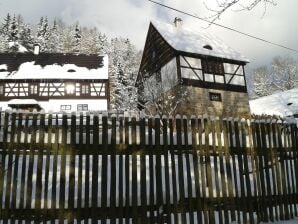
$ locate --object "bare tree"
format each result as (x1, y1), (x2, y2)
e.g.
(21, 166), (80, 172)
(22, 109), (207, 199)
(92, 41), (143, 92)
(204, 0), (276, 22)
(272, 56), (298, 91)
(251, 55), (298, 98)
(138, 60), (189, 117)
(252, 66), (274, 98)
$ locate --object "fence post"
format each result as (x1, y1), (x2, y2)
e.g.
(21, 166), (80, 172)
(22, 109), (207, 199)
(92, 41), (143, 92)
(162, 115), (171, 224)
(176, 115), (187, 224)
(169, 116), (179, 223)
(190, 115), (203, 223)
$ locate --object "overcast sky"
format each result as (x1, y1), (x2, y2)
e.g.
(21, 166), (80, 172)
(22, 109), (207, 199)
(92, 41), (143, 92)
(0, 0), (297, 70)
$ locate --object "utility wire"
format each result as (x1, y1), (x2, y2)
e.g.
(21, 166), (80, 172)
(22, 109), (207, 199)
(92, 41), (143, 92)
(148, 0), (298, 53)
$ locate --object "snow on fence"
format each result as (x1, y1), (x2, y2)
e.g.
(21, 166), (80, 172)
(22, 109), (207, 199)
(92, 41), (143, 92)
(0, 111), (297, 223)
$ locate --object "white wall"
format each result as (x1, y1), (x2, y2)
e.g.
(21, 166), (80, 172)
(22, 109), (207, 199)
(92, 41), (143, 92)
(0, 99), (108, 112)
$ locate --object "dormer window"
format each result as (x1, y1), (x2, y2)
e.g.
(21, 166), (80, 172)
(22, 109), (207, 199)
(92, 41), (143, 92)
(67, 69), (76, 73)
(203, 45), (213, 50)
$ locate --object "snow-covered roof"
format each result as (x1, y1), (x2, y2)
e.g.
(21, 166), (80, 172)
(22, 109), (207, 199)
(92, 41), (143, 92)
(0, 53), (108, 80)
(151, 20), (249, 63)
(250, 88), (298, 117)
(9, 41), (28, 53)
(8, 99), (39, 105)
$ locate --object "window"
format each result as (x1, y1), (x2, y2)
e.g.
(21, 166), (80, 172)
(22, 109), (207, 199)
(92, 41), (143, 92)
(209, 92), (222, 102)
(202, 60), (224, 75)
(60, 105), (71, 110)
(29, 84), (38, 95)
(77, 104), (88, 111)
(65, 82), (75, 95)
(0, 85), (4, 95)
(81, 84), (90, 95)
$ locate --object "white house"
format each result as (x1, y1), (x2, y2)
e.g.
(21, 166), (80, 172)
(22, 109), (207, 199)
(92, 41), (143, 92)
(0, 51), (109, 112)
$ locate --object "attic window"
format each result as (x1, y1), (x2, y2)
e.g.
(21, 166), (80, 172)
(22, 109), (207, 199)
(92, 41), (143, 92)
(67, 69), (76, 73)
(203, 45), (213, 50)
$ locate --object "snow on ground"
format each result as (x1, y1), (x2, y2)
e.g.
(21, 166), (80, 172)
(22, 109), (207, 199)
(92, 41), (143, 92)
(260, 218), (298, 223)
(250, 88), (298, 123)
(151, 20), (249, 63)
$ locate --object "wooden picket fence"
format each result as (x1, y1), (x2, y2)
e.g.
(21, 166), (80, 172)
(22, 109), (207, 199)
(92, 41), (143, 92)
(0, 110), (297, 224)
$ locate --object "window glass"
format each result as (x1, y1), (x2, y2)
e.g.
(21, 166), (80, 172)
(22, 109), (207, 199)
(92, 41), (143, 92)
(214, 75), (225, 83)
(202, 60), (224, 74)
(204, 73), (214, 82)
(181, 68), (203, 80)
(0, 85), (4, 95)
(209, 92), (222, 102)
(61, 105), (71, 110)
(29, 84), (38, 95)
(161, 58), (177, 92)
(65, 83), (75, 95)
(81, 84), (90, 95)
(230, 75), (245, 86)
(180, 56), (202, 69)
(224, 63), (244, 75)
(77, 104), (88, 111)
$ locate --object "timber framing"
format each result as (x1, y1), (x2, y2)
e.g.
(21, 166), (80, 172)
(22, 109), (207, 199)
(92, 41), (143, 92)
(137, 22), (249, 94)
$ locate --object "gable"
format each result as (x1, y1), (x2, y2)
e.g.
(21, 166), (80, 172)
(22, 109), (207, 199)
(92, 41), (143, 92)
(138, 23), (176, 80)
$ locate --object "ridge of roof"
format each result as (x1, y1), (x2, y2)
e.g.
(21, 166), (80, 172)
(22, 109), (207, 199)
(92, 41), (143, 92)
(151, 20), (249, 63)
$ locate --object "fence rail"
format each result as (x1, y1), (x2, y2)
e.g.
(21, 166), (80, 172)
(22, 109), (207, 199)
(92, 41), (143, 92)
(0, 111), (297, 224)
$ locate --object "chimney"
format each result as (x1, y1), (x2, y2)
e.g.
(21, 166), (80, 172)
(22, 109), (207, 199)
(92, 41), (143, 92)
(33, 44), (40, 55)
(174, 17), (183, 28)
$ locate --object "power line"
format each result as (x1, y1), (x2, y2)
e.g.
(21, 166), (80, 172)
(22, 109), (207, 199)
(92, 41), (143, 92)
(148, 0), (298, 54)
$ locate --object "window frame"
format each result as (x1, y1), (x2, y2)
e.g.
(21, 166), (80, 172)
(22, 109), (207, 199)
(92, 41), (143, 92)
(209, 92), (222, 102)
(202, 60), (224, 75)
(77, 104), (88, 111)
(0, 84), (4, 96)
(29, 83), (39, 96)
(80, 83), (90, 96)
(60, 105), (71, 111)
(65, 82), (76, 96)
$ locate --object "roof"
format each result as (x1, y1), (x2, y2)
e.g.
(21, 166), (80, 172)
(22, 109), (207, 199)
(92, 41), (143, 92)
(0, 53), (108, 80)
(151, 20), (249, 63)
(8, 99), (39, 105)
(249, 88), (298, 117)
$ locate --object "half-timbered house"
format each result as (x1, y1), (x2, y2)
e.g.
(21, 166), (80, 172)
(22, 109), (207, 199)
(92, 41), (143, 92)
(0, 52), (109, 112)
(137, 18), (251, 117)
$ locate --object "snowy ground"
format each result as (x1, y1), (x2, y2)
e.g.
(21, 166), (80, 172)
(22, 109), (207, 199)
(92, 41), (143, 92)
(260, 218), (298, 223)
(250, 88), (298, 124)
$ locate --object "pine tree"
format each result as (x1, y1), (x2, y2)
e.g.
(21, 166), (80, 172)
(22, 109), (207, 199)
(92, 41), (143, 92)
(1, 13), (11, 35)
(73, 24), (82, 54)
(48, 19), (63, 53)
(0, 14), (11, 52)
(9, 15), (19, 42)
(18, 19), (34, 51)
(36, 17), (50, 52)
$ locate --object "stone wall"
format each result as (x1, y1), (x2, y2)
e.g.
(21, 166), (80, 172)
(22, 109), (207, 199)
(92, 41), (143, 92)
(177, 86), (251, 118)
